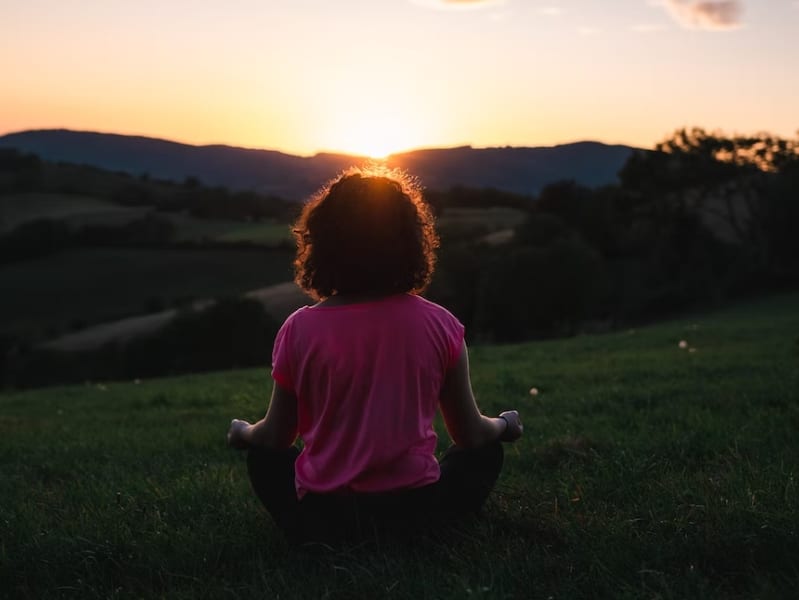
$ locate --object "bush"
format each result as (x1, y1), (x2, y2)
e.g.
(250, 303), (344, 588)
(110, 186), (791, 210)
(125, 297), (280, 377)
(472, 237), (605, 341)
(0, 219), (72, 263)
(760, 164), (799, 283)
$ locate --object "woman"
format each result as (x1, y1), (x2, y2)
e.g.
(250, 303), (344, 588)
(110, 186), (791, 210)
(228, 168), (523, 543)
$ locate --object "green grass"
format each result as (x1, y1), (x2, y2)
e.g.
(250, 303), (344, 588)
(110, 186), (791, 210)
(1, 293), (798, 598)
(213, 221), (293, 245)
(0, 247), (293, 338)
(151, 214), (292, 245)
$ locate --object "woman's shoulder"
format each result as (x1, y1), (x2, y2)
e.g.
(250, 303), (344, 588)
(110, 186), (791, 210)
(407, 293), (457, 315)
(276, 304), (312, 332)
(404, 294), (464, 328)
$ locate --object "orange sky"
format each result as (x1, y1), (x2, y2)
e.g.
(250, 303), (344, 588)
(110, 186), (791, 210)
(2, 0), (797, 157)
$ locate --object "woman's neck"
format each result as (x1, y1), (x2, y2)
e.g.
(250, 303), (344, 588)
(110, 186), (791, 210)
(317, 292), (402, 308)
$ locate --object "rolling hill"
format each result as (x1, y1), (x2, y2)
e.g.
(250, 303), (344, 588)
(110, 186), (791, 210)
(0, 129), (638, 200)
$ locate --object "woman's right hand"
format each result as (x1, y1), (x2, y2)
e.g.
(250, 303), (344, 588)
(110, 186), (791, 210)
(227, 418), (252, 449)
(498, 410), (523, 442)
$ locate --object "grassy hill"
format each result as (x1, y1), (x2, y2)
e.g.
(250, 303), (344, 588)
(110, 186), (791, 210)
(1, 293), (797, 598)
(0, 153), (300, 346)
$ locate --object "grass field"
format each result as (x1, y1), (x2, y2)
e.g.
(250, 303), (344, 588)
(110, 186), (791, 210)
(1, 293), (797, 598)
(213, 221), (293, 245)
(436, 206), (526, 243)
(150, 214), (293, 246)
(1, 247), (294, 339)
(0, 191), (293, 245)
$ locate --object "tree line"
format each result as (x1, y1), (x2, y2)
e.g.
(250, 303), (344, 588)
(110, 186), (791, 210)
(0, 149), (298, 222)
(426, 128), (799, 342)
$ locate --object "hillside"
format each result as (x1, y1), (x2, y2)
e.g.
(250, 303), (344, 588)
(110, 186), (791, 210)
(1, 292), (797, 598)
(0, 129), (637, 200)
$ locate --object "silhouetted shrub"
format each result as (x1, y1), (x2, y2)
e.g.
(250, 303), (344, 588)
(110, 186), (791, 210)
(426, 242), (488, 337)
(111, 182), (154, 205)
(514, 212), (572, 248)
(123, 297), (279, 377)
(425, 186), (532, 215)
(76, 214), (177, 246)
(0, 219), (72, 263)
(760, 164), (799, 284)
(473, 237), (605, 341)
(0, 149), (42, 192)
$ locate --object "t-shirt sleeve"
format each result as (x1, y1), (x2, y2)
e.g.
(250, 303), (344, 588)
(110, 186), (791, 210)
(442, 309), (466, 370)
(271, 317), (295, 391)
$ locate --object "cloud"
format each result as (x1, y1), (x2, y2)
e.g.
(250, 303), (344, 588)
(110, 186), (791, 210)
(538, 6), (564, 16)
(631, 23), (668, 33)
(411, 0), (504, 10)
(662, 0), (743, 30)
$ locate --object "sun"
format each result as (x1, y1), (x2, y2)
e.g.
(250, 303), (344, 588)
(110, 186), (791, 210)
(325, 110), (423, 159)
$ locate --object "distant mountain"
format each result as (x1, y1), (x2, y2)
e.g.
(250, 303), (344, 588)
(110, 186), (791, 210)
(388, 143), (637, 195)
(0, 129), (638, 200)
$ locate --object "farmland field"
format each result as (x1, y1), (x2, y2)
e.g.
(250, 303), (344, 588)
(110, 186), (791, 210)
(212, 221), (292, 245)
(0, 191), (294, 244)
(1, 247), (294, 339)
(1, 292), (797, 598)
(436, 206), (526, 243)
(0, 193), (143, 232)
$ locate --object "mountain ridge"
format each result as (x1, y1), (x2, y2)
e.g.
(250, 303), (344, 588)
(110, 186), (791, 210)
(0, 129), (639, 200)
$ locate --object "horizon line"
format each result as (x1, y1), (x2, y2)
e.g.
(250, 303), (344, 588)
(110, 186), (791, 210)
(0, 126), (647, 159)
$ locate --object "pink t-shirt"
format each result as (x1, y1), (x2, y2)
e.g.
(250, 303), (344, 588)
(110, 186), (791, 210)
(271, 293), (464, 498)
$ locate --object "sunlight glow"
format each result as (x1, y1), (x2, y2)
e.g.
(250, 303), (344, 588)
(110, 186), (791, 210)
(325, 110), (424, 159)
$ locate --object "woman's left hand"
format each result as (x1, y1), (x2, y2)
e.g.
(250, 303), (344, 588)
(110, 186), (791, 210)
(498, 410), (523, 442)
(227, 418), (252, 449)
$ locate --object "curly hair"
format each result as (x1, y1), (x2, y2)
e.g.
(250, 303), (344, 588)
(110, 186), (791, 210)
(293, 167), (439, 300)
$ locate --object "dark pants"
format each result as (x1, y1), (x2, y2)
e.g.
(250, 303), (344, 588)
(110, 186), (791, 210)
(246, 442), (504, 544)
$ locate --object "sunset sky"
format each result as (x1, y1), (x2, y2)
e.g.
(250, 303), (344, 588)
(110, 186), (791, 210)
(2, 0), (797, 157)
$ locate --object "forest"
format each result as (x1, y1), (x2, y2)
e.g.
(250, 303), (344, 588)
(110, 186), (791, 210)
(429, 128), (799, 341)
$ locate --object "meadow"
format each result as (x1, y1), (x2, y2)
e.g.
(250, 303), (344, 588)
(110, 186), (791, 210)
(1, 293), (797, 599)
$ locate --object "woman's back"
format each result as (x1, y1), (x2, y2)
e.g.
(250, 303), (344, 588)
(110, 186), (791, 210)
(272, 293), (464, 497)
